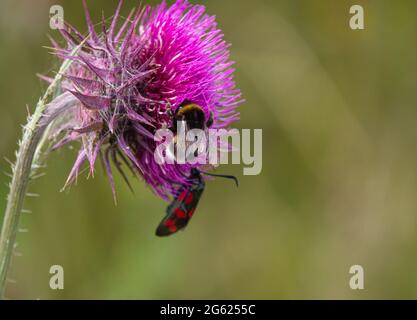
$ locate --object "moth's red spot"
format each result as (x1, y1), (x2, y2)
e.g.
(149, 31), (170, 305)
(188, 208), (196, 218)
(175, 208), (187, 219)
(185, 193), (193, 204)
(164, 219), (177, 233)
(178, 191), (187, 202)
(165, 219), (175, 227)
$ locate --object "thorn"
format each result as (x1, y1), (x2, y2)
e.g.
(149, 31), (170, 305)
(4, 157), (14, 167)
(30, 172), (46, 180)
(21, 209), (32, 214)
(13, 251), (22, 257)
(18, 228), (29, 233)
(26, 104), (31, 118)
(26, 193), (40, 198)
(6, 278), (16, 284)
(3, 171), (13, 178)
(42, 45), (60, 51)
(31, 164), (46, 170)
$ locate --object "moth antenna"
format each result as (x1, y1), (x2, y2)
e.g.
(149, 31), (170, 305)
(200, 171), (239, 187)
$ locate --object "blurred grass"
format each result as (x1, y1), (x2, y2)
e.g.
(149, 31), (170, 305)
(1, 0), (417, 299)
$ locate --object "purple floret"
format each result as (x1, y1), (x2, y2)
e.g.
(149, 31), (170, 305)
(46, 0), (242, 201)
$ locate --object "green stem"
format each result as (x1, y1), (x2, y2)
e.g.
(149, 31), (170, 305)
(0, 42), (84, 299)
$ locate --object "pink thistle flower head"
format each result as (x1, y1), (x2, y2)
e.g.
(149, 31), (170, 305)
(47, 0), (242, 200)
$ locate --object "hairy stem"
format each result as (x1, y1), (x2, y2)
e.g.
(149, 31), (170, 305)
(0, 43), (84, 299)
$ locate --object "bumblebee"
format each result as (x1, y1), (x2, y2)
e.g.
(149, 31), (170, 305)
(170, 100), (213, 133)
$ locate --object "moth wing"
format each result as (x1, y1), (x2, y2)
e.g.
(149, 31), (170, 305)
(155, 185), (204, 237)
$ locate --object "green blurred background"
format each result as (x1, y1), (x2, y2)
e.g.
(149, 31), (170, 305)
(1, 0), (417, 299)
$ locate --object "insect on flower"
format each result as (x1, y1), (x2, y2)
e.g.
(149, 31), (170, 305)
(42, 0), (243, 236)
(170, 100), (214, 134)
(156, 169), (238, 237)
(156, 100), (238, 237)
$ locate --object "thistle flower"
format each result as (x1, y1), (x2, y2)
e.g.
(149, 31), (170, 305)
(46, 0), (242, 200)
